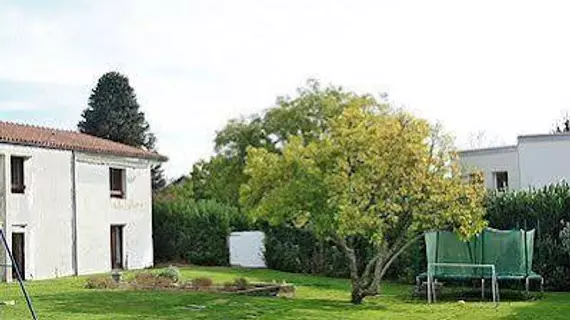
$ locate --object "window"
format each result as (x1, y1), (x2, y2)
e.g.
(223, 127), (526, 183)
(110, 225), (124, 270)
(494, 171), (508, 190)
(109, 168), (125, 198)
(11, 156), (25, 194)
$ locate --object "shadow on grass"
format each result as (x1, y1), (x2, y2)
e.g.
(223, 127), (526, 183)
(498, 293), (570, 320)
(412, 290), (542, 303)
(35, 289), (388, 319)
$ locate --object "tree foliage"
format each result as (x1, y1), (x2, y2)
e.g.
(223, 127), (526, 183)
(193, 80), (372, 208)
(241, 92), (487, 303)
(190, 156), (244, 207)
(78, 71), (166, 190)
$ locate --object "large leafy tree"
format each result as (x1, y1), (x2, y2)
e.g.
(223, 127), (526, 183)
(190, 156), (244, 206)
(78, 71), (166, 191)
(241, 99), (487, 304)
(193, 80), (372, 207)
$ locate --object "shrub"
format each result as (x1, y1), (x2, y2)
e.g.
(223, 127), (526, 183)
(85, 276), (118, 289)
(157, 266), (182, 283)
(262, 224), (406, 279)
(133, 272), (158, 286)
(486, 182), (570, 290)
(262, 224), (345, 276)
(133, 272), (174, 288)
(223, 281), (235, 290)
(232, 277), (249, 290)
(153, 198), (235, 266)
(191, 277), (213, 288)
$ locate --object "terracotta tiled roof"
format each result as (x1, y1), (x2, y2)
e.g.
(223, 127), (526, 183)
(0, 121), (167, 161)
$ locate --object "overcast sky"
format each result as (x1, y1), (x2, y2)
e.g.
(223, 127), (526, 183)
(2, 0), (570, 178)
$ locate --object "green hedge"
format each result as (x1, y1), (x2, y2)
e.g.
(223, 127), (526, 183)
(152, 182), (570, 290)
(486, 183), (570, 291)
(152, 199), (236, 266)
(262, 224), (422, 282)
(263, 183), (570, 288)
(262, 225), (349, 277)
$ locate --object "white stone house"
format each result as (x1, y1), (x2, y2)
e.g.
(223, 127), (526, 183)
(0, 121), (166, 281)
(459, 133), (570, 191)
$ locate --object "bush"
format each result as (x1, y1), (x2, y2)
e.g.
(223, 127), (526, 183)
(157, 266), (182, 283)
(262, 224), (346, 277)
(223, 281), (235, 290)
(222, 277), (250, 290)
(133, 272), (157, 286)
(232, 277), (249, 290)
(486, 182), (570, 291)
(262, 224), (420, 281)
(85, 276), (118, 289)
(153, 198), (235, 266)
(191, 277), (213, 288)
(133, 272), (174, 288)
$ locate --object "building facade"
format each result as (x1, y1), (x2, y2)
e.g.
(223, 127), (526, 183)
(459, 134), (570, 191)
(0, 121), (166, 281)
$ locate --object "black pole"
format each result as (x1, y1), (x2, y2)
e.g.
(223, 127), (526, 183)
(435, 232), (440, 263)
(524, 229), (528, 274)
(0, 229), (38, 320)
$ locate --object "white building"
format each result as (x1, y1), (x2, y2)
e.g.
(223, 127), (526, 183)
(0, 121), (166, 281)
(459, 133), (570, 191)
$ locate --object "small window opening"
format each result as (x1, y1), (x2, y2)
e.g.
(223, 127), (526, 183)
(110, 168), (125, 198)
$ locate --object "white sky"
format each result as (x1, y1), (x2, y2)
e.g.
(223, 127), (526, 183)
(1, 0), (570, 178)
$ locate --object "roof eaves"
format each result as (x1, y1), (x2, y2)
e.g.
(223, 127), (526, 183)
(518, 133), (570, 143)
(0, 139), (168, 162)
(458, 145), (517, 156)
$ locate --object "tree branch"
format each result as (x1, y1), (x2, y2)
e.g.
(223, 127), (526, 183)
(363, 233), (423, 296)
(360, 252), (382, 283)
(332, 235), (360, 284)
(379, 234), (423, 280)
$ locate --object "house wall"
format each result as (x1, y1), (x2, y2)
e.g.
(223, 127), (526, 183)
(518, 136), (570, 188)
(0, 144), (155, 281)
(0, 144), (74, 281)
(0, 155), (6, 280)
(75, 152), (153, 276)
(459, 147), (520, 190)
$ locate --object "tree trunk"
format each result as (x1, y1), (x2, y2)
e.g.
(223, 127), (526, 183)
(363, 234), (424, 297)
(351, 286), (365, 304)
(335, 234), (422, 304)
(333, 236), (365, 304)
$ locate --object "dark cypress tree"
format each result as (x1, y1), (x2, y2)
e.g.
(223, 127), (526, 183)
(79, 71), (166, 191)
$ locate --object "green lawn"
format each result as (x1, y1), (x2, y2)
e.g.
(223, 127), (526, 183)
(0, 266), (567, 319)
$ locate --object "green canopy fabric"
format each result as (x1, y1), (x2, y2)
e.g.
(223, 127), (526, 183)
(424, 227), (537, 279)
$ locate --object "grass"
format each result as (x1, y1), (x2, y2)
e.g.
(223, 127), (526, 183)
(0, 266), (567, 319)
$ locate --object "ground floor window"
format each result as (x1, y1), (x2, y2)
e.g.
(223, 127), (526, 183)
(110, 225), (124, 270)
(12, 232), (25, 280)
